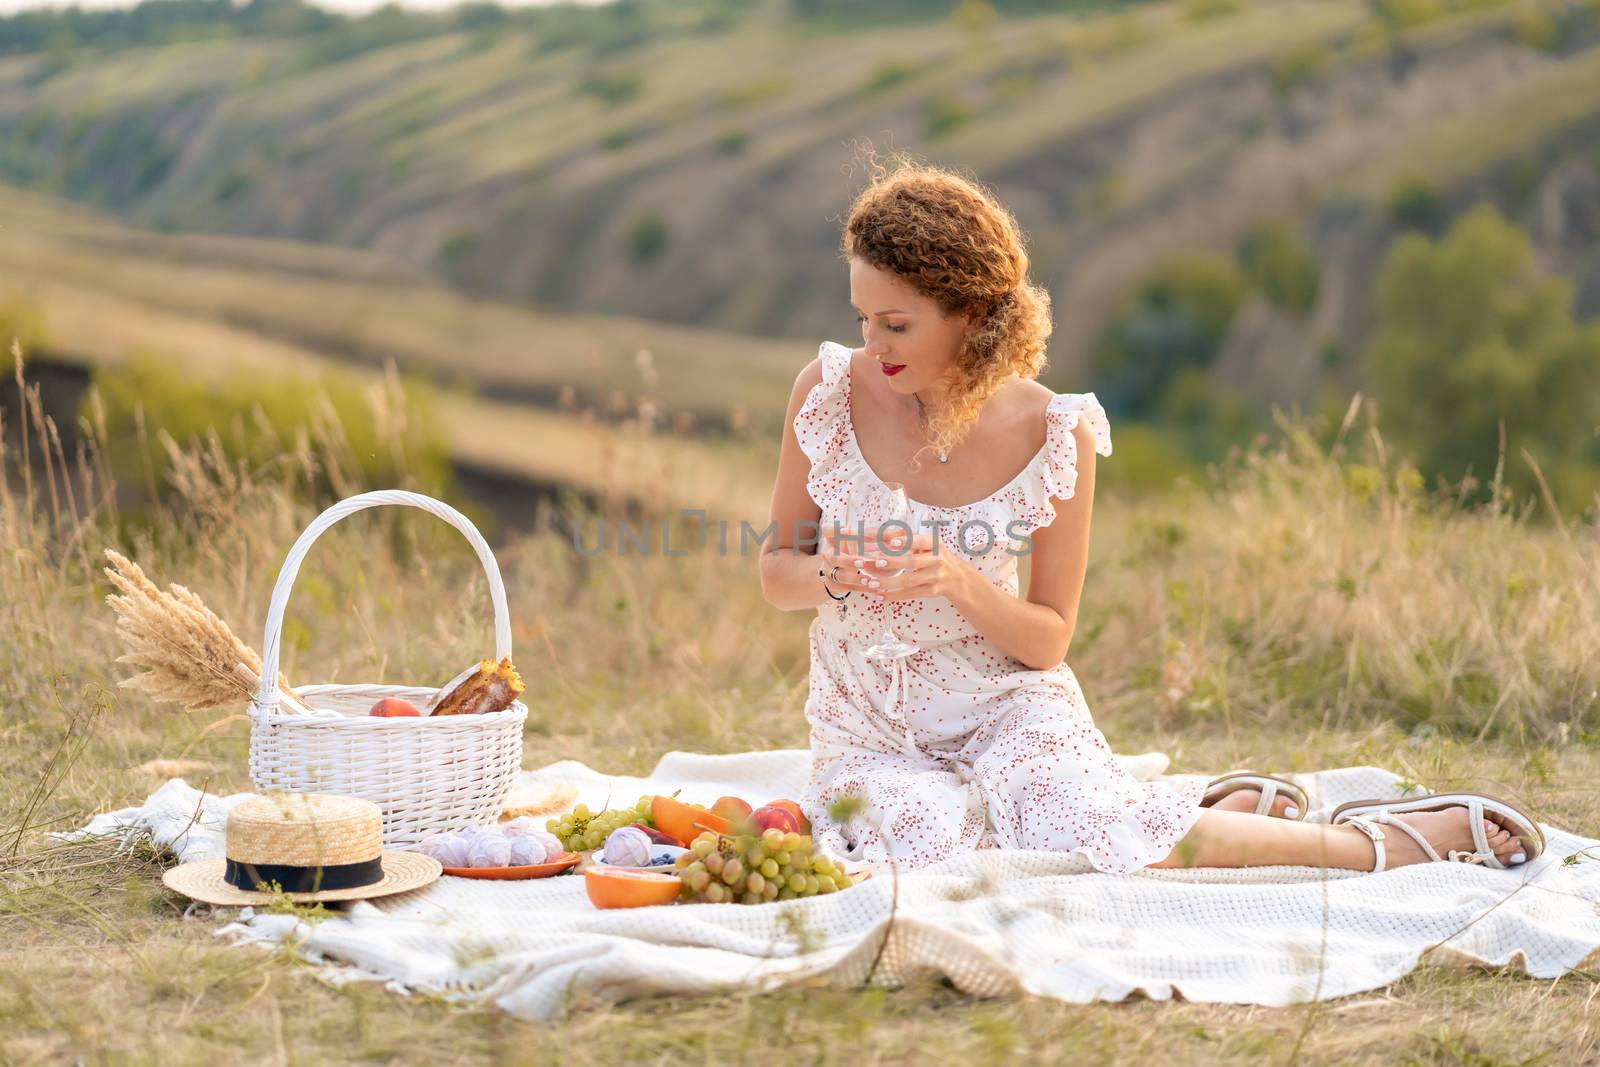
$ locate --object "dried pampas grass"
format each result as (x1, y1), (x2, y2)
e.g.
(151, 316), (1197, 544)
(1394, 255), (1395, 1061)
(103, 549), (305, 712)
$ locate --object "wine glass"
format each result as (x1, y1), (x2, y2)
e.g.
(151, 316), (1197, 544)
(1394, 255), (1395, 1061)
(850, 482), (919, 663)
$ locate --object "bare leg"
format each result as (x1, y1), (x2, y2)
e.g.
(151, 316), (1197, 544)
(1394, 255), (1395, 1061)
(1150, 807), (1525, 871)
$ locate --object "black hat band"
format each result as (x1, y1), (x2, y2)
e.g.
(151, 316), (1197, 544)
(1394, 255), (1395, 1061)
(223, 856), (385, 894)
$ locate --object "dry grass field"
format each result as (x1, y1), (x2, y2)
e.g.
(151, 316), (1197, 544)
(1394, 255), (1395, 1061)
(3, 355), (1598, 1064)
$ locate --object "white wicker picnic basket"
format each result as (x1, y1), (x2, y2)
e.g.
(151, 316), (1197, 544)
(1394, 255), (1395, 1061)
(247, 490), (528, 850)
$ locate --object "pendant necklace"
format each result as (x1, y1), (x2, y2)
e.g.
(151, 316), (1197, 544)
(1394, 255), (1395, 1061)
(914, 392), (950, 463)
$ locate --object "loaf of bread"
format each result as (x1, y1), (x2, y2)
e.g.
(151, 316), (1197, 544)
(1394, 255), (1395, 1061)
(430, 656), (525, 716)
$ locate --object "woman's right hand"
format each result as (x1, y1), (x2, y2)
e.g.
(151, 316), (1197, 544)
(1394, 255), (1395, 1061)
(817, 528), (908, 596)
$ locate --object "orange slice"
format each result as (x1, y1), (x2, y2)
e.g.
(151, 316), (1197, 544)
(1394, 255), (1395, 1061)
(584, 866), (683, 909)
(650, 795), (732, 846)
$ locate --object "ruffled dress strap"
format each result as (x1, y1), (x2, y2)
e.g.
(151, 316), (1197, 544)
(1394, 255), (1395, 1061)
(794, 341), (865, 514)
(1005, 391), (1114, 537)
(1039, 391), (1113, 502)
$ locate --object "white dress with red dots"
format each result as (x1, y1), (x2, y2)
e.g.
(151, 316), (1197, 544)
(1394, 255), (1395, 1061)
(794, 340), (1206, 874)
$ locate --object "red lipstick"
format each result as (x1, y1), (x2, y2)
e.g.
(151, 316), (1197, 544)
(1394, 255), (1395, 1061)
(880, 363), (906, 376)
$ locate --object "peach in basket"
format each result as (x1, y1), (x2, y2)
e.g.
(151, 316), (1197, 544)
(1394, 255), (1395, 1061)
(369, 698), (422, 717)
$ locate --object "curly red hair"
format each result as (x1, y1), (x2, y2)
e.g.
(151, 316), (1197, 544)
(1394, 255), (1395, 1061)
(841, 146), (1053, 470)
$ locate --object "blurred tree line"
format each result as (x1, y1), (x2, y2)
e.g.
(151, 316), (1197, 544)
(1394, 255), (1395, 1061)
(1093, 204), (1600, 515)
(1363, 204), (1600, 511)
(0, 0), (736, 58)
(0, 0), (1146, 58)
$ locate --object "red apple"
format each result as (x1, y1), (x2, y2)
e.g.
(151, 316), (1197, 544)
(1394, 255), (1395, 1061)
(709, 796), (753, 823)
(369, 697), (422, 717)
(751, 805), (800, 835)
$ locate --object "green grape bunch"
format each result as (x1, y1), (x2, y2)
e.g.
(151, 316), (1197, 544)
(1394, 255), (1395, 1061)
(674, 827), (858, 904)
(546, 796), (655, 852)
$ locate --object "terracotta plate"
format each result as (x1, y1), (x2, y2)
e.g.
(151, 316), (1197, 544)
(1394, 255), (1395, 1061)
(442, 851), (581, 880)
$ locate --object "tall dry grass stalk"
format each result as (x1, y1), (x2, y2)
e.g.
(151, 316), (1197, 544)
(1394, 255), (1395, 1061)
(0, 348), (446, 738)
(5, 345), (113, 575)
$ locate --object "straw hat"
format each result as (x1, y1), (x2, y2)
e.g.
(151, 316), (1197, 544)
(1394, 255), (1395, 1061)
(163, 792), (441, 906)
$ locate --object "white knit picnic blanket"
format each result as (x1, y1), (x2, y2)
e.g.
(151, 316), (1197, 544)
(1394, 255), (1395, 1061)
(56, 749), (1600, 1021)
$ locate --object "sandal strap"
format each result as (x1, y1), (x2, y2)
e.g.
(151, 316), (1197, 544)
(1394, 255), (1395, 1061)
(1202, 773), (1307, 817)
(1364, 805), (1506, 869)
(1447, 849), (1493, 865)
(1371, 811), (1443, 863)
(1463, 797), (1507, 870)
(1343, 816), (1386, 873)
(1255, 781), (1278, 818)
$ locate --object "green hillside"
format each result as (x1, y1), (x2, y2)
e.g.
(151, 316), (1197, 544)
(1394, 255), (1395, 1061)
(1, 189), (785, 522)
(0, 188), (805, 431)
(5, 0), (1600, 514)
(7, 0), (1600, 382)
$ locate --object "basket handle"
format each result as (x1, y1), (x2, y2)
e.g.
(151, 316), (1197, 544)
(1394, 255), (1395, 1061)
(254, 490), (512, 714)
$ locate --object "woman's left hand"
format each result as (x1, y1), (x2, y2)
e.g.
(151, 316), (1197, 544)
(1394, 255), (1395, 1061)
(850, 533), (977, 605)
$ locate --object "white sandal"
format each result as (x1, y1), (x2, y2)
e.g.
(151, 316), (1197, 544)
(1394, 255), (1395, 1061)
(1201, 771), (1308, 820)
(1331, 793), (1545, 872)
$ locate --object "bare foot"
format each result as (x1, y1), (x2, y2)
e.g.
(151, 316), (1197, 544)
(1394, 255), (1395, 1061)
(1207, 788), (1299, 819)
(1354, 808), (1526, 869)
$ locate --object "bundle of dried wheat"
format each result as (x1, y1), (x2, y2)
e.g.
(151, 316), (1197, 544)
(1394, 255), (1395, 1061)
(103, 549), (307, 713)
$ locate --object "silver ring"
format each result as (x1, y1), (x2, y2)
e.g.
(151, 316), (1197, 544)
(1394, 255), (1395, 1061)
(828, 565), (844, 584)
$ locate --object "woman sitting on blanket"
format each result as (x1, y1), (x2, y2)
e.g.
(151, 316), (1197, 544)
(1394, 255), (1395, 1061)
(758, 150), (1544, 876)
